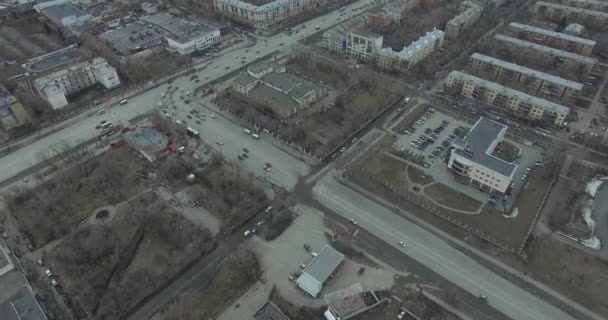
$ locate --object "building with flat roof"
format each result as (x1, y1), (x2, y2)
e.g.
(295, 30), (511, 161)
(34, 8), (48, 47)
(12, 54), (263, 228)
(494, 34), (597, 74)
(34, 57), (120, 109)
(99, 22), (168, 55)
(232, 62), (324, 118)
(0, 269), (47, 320)
(507, 22), (596, 56)
(468, 53), (583, 101)
(532, 2), (608, 30)
(0, 85), (29, 130)
(445, 1), (481, 39)
(564, 23), (585, 36)
(376, 29), (444, 70)
(448, 117), (516, 195)
(40, 4), (90, 27)
(123, 126), (170, 162)
(254, 302), (290, 320)
(212, 0), (318, 27)
(296, 245), (345, 298)
(556, 0), (608, 12)
(140, 13), (221, 55)
(323, 21), (383, 62)
(445, 71), (570, 125)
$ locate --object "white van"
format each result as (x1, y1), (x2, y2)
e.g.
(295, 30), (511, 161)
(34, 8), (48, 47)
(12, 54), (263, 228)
(251, 133), (260, 140)
(243, 128), (252, 135)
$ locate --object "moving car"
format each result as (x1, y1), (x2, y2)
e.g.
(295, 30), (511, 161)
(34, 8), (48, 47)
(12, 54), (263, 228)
(397, 241), (406, 247)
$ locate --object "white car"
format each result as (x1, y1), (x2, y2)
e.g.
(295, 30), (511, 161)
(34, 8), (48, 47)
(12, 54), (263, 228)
(45, 269), (53, 277)
(243, 230), (251, 237)
(397, 241), (406, 247)
(348, 218), (357, 225)
(210, 114), (216, 119)
(216, 141), (224, 146)
(265, 206), (273, 213)
(51, 279), (58, 287)
(311, 252), (318, 257)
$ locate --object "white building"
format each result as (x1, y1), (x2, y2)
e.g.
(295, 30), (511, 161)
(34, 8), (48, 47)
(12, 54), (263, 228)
(445, 1), (481, 39)
(296, 245), (344, 298)
(166, 27), (221, 55)
(213, 0), (317, 27)
(447, 117), (517, 195)
(383, 1), (402, 23)
(40, 4), (91, 27)
(323, 24), (383, 62)
(34, 57), (120, 110)
(376, 29), (444, 70)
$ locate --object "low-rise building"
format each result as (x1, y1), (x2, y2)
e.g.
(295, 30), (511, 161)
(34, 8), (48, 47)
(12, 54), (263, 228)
(232, 63), (324, 118)
(445, 71), (570, 125)
(0, 85), (29, 130)
(468, 53), (583, 101)
(99, 22), (169, 55)
(40, 4), (90, 27)
(376, 29), (444, 70)
(494, 34), (597, 75)
(34, 57), (120, 110)
(507, 22), (596, 56)
(166, 27), (221, 55)
(447, 117), (516, 195)
(213, 0), (317, 27)
(563, 23), (585, 36)
(445, 1), (481, 39)
(296, 245), (345, 298)
(141, 2), (158, 13)
(532, 1), (608, 30)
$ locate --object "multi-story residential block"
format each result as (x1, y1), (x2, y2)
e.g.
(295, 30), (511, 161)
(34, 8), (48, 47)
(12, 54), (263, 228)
(39, 4), (91, 27)
(445, 1), (481, 39)
(322, 23), (383, 61)
(507, 22), (596, 56)
(212, 0), (317, 27)
(376, 29), (444, 70)
(563, 23), (585, 36)
(468, 53), (583, 101)
(232, 63), (324, 118)
(383, 1), (402, 23)
(448, 117), (516, 195)
(494, 34), (598, 75)
(445, 71), (570, 125)
(0, 85), (29, 130)
(532, 2), (608, 30)
(34, 57), (120, 110)
(556, 0), (608, 12)
(166, 27), (221, 55)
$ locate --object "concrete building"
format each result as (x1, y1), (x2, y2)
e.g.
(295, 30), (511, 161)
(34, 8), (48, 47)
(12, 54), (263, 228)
(212, 0), (317, 27)
(468, 53), (583, 101)
(99, 22), (169, 55)
(507, 22), (596, 56)
(494, 34), (598, 75)
(40, 4), (91, 27)
(141, 2), (158, 13)
(0, 85), (29, 130)
(445, 71), (570, 125)
(166, 27), (221, 55)
(296, 245), (345, 298)
(556, 0), (608, 13)
(323, 22), (383, 62)
(123, 126), (170, 162)
(254, 302), (290, 320)
(445, 1), (481, 39)
(232, 63), (324, 118)
(34, 57), (120, 110)
(563, 23), (585, 36)
(376, 29), (444, 70)
(383, 1), (402, 23)
(447, 117), (516, 195)
(33, 0), (75, 11)
(532, 1), (608, 30)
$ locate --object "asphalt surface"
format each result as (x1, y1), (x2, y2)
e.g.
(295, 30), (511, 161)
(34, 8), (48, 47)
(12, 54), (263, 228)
(312, 173), (577, 320)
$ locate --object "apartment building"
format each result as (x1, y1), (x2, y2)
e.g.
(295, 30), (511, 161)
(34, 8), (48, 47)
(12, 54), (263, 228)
(507, 22), (596, 56)
(556, 0), (608, 13)
(532, 2), (608, 30)
(166, 27), (221, 55)
(383, 1), (402, 23)
(494, 34), (598, 75)
(468, 53), (583, 101)
(448, 117), (516, 195)
(0, 85), (29, 130)
(445, 71), (570, 125)
(445, 1), (481, 39)
(212, 0), (317, 27)
(376, 29), (444, 70)
(34, 57), (120, 110)
(323, 23), (383, 61)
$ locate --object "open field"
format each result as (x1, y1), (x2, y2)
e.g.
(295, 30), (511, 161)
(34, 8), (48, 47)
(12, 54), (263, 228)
(155, 249), (260, 320)
(424, 183), (481, 212)
(4, 148), (145, 247)
(46, 192), (215, 319)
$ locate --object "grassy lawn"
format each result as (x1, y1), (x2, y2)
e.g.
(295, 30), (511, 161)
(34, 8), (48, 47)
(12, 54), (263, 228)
(407, 165), (434, 186)
(424, 183), (481, 212)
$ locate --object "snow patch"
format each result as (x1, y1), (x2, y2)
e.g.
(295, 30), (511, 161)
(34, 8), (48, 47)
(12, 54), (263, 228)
(577, 176), (608, 250)
(585, 176), (608, 197)
(503, 207), (518, 219)
(582, 236), (601, 250)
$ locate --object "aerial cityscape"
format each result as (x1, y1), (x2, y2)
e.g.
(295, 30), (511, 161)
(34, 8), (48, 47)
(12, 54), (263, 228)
(0, 0), (606, 319)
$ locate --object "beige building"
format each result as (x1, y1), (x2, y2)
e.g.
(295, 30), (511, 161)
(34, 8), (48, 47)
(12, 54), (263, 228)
(448, 117), (516, 195)
(556, 0), (608, 12)
(213, 0), (317, 27)
(445, 71), (570, 125)
(507, 22), (596, 56)
(323, 24), (383, 62)
(468, 53), (583, 102)
(445, 1), (482, 39)
(532, 1), (608, 30)
(376, 29), (444, 70)
(494, 34), (598, 75)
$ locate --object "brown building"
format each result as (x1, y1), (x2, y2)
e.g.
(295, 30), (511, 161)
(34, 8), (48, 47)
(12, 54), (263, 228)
(507, 22), (596, 56)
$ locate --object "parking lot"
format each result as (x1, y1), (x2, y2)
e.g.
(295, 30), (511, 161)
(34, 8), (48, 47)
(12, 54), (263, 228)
(394, 109), (470, 165)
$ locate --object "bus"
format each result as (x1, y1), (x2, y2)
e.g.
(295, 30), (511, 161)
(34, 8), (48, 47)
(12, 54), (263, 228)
(187, 127), (200, 138)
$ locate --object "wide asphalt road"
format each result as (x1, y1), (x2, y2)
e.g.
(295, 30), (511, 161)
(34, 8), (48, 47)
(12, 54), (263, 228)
(312, 173), (576, 320)
(0, 0), (380, 188)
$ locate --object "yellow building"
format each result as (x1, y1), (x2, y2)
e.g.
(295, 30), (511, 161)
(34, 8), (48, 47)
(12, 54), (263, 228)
(0, 85), (29, 130)
(507, 22), (596, 56)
